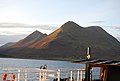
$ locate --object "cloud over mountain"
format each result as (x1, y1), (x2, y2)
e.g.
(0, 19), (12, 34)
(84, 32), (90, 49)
(0, 23), (57, 30)
(89, 20), (105, 23)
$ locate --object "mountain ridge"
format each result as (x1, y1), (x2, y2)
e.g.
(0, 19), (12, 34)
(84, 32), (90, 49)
(0, 21), (120, 60)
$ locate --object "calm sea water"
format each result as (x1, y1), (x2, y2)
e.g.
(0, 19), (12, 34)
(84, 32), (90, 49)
(0, 58), (85, 69)
(0, 58), (100, 80)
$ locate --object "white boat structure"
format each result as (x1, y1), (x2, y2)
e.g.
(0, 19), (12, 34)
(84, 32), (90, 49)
(0, 68), (85, 81)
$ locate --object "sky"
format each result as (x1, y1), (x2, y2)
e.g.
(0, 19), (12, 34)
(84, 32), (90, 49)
(0, 0), (120, 46)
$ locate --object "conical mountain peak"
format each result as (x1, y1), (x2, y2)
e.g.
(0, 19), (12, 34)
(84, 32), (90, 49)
(64, 21), (79, 25)
(11, 30), (47, 48)
(25, 30), (47, 40)
(60, 21), (83, 31)
(57, 21), (83, 34)
(31, 30), (43, 36)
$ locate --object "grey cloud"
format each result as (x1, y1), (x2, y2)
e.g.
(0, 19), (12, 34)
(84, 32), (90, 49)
(89, 21), (105, 23)
(102, 26), (120, 41)
(33, 25), (57, 30)
(0, 23), (30, 27)
(0, 23), (57, 30)
(0, 31), (31, 36)
(0, 34), (27, 46)
(113, 26), (120, 29)
(103, 26), (120, 29)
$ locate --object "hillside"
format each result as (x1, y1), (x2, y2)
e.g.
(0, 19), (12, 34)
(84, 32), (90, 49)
(11, 30), (47, 48)
(0, 30), (47, 54)
(0, 42), (15, 49)
(0, 21), (120, 60)
(0, 54), (12, 58)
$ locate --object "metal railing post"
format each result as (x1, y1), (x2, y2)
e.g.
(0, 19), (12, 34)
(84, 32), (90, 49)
(17, 69), (20, 81)
(70, 71), (73, 81)
(77, 70), (80, 81)
(57, 69), (60, 81)
(44, 69), (46, 81)
(25, 70), (27, 81)
(39, 69), (41, 81)
(80, 70), (83, 81)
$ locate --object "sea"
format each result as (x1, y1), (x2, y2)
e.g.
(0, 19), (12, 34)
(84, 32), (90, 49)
(0, 58), (100, 80)
(0, 58), (84, 69)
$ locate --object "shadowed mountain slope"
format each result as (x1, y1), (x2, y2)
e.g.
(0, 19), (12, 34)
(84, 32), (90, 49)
(0, 42), (15, 49)
(11, 30), (47, 48)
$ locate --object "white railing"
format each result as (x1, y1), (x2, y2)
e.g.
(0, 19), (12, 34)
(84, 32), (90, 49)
(0, 68), (85, 81)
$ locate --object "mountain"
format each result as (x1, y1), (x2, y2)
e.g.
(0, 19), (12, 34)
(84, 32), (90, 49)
(29, 21), (120, 49)
(0, 21), (120, 60)
(0, 42), (15, 49)
(11, 30), (47, 48)
(29, 21), (84, 49)
(27, 21), (120, 60)
(0, 53), (12, 58)
(0, 30), (47, 54)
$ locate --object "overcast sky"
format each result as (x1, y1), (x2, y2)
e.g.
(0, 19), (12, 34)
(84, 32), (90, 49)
(0, 0), (120, 46)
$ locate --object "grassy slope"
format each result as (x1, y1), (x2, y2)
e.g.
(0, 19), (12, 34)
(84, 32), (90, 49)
(0, 54), (13, 58)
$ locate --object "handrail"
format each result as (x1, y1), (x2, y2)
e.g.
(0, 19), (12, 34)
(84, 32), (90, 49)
(0, 68), (85, 81)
